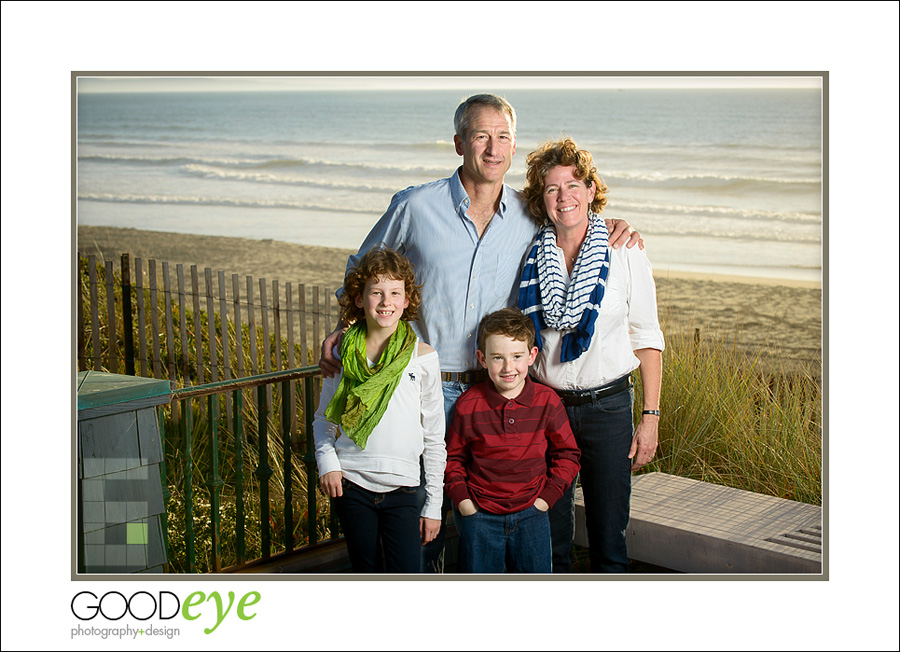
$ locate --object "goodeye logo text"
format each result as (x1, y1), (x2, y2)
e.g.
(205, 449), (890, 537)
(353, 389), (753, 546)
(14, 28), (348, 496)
(71, 590), (261, 637)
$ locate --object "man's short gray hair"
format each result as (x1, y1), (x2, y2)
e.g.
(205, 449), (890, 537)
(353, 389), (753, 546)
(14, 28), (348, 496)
(453, 93), (517, 139)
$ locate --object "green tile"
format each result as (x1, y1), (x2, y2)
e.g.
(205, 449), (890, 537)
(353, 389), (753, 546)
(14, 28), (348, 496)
(127, 522), (148, 545)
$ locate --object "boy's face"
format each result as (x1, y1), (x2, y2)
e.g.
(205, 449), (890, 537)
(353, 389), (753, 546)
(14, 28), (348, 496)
(476, 333), (538, 399)
(355, 275), (408, 332)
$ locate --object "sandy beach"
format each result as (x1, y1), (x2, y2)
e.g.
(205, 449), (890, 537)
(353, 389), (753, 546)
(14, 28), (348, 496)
(77, 225), (823, 375)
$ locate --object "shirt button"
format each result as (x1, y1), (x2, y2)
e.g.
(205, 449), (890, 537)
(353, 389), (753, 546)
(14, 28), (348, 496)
(508, 418), (515, 424)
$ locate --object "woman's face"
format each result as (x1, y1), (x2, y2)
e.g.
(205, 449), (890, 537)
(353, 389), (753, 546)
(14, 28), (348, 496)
(542, 165), (595, 233)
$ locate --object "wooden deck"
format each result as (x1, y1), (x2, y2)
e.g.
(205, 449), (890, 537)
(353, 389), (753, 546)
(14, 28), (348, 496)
(575, 472), (822, 574)
(236, 473), (823, 575)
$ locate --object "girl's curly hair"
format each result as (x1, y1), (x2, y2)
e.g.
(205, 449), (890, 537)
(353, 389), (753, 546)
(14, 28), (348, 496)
(339, 246), (422, 325)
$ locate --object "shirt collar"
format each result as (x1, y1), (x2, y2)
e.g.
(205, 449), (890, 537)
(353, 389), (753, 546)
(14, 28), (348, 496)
(450, 167), (510, 218)
(483, 375), (536, 409)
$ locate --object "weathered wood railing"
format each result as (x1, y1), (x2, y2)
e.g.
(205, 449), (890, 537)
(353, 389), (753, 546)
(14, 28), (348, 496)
(165, 366), (341, 573)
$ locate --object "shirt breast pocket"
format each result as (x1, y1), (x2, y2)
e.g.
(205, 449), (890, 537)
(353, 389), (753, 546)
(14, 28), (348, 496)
(598, 276), (627, 322)
(487, 252), (519, 306)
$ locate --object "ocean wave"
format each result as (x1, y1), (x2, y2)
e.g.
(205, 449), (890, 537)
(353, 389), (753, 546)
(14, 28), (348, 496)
(78, 192), (379, 214)
(636, 227), (821, 244)
(78, 136), (180, 147)
(612, 198), (821, 224)
(78, 152), (449, 176)
(79, 154), (260, 166)
(247, 156), (448, 175)
(605, 171), (821, 188)
(181, 164), (402, 192)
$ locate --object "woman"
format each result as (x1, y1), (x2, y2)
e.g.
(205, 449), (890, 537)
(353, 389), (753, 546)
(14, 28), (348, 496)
(517, 138), (664, 573)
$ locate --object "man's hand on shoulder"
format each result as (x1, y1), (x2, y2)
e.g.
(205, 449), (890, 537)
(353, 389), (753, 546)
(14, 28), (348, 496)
(318, 325), (346, 377)
(605, 218), (644, 250)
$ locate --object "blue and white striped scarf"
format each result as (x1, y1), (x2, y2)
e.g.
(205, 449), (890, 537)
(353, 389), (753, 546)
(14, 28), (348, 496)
(517, 212), (610, 362)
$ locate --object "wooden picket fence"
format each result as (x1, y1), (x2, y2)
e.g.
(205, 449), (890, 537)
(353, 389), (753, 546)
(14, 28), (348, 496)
(77, 252), (339, 425)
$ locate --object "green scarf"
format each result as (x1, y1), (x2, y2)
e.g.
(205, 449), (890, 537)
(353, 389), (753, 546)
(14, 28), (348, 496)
(324, 320), (417, 449)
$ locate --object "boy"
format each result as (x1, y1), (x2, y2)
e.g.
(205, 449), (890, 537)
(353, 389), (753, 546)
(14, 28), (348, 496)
(444, 308), (580, 573)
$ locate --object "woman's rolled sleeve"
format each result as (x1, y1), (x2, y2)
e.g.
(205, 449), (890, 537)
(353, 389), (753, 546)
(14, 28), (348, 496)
(625, 246), (665, 352)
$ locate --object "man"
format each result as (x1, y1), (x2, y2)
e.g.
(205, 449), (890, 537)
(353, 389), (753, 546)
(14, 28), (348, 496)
(320, 93), (640, 572)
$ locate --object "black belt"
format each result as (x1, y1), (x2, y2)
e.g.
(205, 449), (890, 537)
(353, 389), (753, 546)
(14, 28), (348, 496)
(441, 369), (487, 384)
(555, 375), (633, 407)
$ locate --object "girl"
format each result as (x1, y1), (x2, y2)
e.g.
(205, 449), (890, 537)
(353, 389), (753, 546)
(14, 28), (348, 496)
(313, 247), (445, 572)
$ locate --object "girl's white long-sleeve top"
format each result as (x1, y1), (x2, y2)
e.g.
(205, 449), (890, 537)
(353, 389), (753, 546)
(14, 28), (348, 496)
(313, 343), (447, 521)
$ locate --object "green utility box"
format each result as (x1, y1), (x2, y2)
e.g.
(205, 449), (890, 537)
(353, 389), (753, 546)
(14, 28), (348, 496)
(77, 371), (171, 573)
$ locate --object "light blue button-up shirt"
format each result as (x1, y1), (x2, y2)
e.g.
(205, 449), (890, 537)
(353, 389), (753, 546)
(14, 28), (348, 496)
(345, 169), (539, 372)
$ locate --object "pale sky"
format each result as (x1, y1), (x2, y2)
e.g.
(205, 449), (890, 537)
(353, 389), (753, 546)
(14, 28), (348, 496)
(78, 74), (822, 94)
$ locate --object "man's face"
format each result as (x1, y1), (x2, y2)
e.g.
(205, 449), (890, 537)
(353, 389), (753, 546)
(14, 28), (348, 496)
(454, 106), (516, 186)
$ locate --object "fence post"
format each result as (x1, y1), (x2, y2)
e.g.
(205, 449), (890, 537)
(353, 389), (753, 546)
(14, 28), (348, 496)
(177, 265), (190, 385)
(256, 385), (272, 559)
(282, 380), (293, 552)
(77, 255), (87, 371)
(207, 394), (222, 572)
(121, 253), (135, 376)
(105, 261), (117, 374)
(89, 255), (102, 371)
(232, 389), (246, 566)
(259, 278), (272, 411)
(219, 270), (232, 432)
(286, 282), (297, 434)
(162, 262), (176, 374)
(150, 259), (162, 378)
(303, 376), (318, 546)
(299, 284), (308, 368)
(135, 257), (148, 377)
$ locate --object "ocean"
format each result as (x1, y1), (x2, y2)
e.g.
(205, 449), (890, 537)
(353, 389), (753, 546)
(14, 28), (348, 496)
(76, 88), (823, 282)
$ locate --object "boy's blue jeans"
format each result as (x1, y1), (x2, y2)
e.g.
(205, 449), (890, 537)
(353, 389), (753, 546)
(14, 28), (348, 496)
(453, 504), (552, 573)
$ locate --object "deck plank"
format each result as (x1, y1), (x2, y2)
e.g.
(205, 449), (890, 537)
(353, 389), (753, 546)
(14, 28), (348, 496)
(575, 472), (822, 574)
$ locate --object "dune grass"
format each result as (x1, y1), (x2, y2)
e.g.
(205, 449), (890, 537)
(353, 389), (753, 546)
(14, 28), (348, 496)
(635, 315), (822, 505)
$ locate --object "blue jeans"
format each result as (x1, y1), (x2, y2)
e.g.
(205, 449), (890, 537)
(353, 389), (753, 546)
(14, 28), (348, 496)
(453, 505), (552, 573)
(418, 380), (475, 572)
(334, 479), (420, 573)
(560, 386), (635, 573)
(548, 478), (577, 572)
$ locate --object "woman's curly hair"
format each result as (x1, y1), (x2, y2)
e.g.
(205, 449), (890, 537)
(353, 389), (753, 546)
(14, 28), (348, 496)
(522, 138), (609, 224)
(339, 246), (422, 325)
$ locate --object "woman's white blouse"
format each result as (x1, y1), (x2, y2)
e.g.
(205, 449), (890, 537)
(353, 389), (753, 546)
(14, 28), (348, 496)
(531, 244), (665, 391)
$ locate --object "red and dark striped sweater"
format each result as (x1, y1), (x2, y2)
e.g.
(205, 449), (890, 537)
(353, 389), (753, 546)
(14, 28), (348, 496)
(445, 377), (581, 515)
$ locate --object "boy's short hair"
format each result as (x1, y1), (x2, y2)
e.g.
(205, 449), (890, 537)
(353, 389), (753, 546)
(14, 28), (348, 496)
(339, 246), (422, 325)
(477, 308), (536, 352)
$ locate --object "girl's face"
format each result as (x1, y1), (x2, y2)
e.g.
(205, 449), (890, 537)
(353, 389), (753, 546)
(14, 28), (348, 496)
(355, 275), (409, 332)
